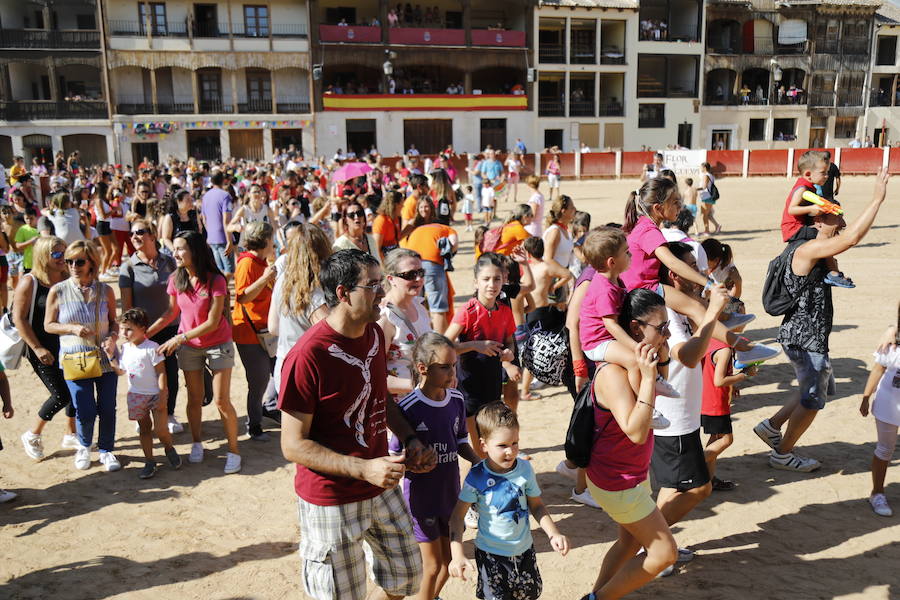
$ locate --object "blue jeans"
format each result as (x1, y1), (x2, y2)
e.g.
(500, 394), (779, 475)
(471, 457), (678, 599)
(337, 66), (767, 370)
(66, 371), (118, 452)
(210, 243), (235, 274)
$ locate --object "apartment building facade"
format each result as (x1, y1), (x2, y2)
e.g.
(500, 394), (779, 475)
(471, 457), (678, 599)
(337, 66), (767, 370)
(866, 3), (900, 145)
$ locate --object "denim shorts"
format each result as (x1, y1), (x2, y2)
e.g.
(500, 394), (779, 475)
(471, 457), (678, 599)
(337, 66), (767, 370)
(783, 345), (835, 410)
(7, 252), (23, 277)
(422, 259), (449, 313)
(210, 243), (235, 274)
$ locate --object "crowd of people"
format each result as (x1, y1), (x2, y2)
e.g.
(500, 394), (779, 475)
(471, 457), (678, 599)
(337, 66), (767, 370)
(0, 145), (897, 600)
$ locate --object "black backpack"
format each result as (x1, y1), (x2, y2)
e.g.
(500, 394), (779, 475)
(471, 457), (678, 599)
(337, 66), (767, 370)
(761, 240), (811, 316)
(564, 373), (596, 469)
(709, 181), (720, 202)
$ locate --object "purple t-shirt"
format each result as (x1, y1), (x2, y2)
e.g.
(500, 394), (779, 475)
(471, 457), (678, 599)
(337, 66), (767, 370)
(580, 274), (625, 351)
(575, 265), (596, 289)
(201, 187), (233, 245)
(389, 388), (468, 519)
(621, 215), (667, 291)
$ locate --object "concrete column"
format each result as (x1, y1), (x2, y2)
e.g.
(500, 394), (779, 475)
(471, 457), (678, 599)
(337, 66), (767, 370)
(149, 68), (158, 111)
(191, 72), (200, 113)
(464, 71), (472, 95)
(105, 134), (116, 165)
(227, 0), (235, 50)
(47, 59), (60, 101)
(42, 6), (52, 30)
(270, 71), (277, 114)
(220, 129), (231, 159)
(564, 17), (571, 64)
(615, 150), (622, 178)
(882, 145), (890, 170)
(574, 148), (581, 180)
(564, 73), (570, 118)
(462, 0), (471, 47)
(231, 70), (239, 113)
(742, 148), (749, 177)
(262, 127), (273, 155)
(786, 148), (794, 177)
(834, 146), (841, 167)
(51, 134), (64, 155)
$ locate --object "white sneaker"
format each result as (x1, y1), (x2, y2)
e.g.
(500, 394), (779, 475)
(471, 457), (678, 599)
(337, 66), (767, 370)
(869, 493), (893, 517)
(676, 547), (694, 563)
(21, 431), (44, 460)
(74, 446), (91, 470)
(571, 488), (602, 509)
(188, 442), (204, 463)
(555, 460), (578, 481)
(99, 451), (121, 472)
(722, 313), (756, 330)
(650, 409), (670, 430)
(654, 375), (680, 398)
(61, 434), (81, 450)
(735, 344), (781, 367)
(0, 489), (17, 503)
(464, 506), (479, 529)
(224, 452), (242, 474)
(167, 415), (184, 434)
(769, 451), (820, 472)
(753, 419), (782, 451)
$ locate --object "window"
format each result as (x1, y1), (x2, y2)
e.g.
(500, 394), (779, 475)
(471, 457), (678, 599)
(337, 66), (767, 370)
(638, 55), (698, 97)
(138, 2), (167, 35)
(837, 73), (864, 107)
(244, 5), (269, 37)
(748, 118), (766, 141)
(877, 36), (897, 66)
(834, 117), (857, 139)
(639, 0), (701, 42)
(246, 70), (271, 101)
(638, 104), (665, 128)
(773, 118), (796, 141)
(76, 14), (97, 30)
(197, 69), (223, 111)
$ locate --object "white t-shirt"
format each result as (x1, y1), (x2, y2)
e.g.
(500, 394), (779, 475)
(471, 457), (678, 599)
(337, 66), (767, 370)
(120, 339), (164, 395)
(661, 227), (709, 274)
(654, 307), (703, 436)
(872, 348), (900, 427)
(110, 196), (131, 232)
(525, 192), (544, 237)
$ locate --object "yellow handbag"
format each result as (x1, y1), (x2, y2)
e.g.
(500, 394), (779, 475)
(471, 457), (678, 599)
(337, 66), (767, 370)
(62, 282), (104, 381)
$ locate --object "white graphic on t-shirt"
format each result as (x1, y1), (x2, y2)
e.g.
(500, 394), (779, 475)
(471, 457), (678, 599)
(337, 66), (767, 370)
(328, 335), (381, 448)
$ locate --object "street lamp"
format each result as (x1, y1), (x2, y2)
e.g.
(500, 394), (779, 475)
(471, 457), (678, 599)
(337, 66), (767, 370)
(383, 49), (395, 93)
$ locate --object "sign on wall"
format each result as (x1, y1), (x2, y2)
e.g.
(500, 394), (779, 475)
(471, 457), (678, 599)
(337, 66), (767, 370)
(661, 149), (707, 179)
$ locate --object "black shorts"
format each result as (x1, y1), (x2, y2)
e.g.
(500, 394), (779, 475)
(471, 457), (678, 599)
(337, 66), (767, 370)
(465, 395), (495, 418)
(701, 414), (733, 435)
(97, 221), (112, 236)
(651, 429), (710, 492)
(475, 546), (542, 600)
(787, 225), (817, 242)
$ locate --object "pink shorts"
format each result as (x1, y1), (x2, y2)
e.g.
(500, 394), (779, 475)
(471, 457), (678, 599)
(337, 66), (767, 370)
(127, 391), (160, 420)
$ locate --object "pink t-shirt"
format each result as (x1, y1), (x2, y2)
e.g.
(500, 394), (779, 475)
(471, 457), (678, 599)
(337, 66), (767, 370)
(167, 273), (232, 348)
(621, 216), (667, 291)
(579, 274), (625, 351)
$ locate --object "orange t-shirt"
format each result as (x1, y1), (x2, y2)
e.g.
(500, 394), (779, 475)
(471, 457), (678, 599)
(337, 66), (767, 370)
(497, 220), (530, 255)
(401, 194), (418, 222)
(372, 214), (399, 249)
(231, 252), (272, 345)
(400, 223), (455, 264)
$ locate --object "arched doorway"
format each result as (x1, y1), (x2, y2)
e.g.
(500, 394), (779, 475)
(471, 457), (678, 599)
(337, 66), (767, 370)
(62, 134), (108, 166)
(741, 68), (770, 104)
(705, 69), (737, 104)
(22, 134), (53, 166)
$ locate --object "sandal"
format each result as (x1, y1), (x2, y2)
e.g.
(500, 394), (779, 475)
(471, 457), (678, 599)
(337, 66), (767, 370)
(712, 476), (736, 491)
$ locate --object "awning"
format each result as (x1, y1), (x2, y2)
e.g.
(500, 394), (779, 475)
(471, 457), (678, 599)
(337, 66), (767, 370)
(778, 20), (808, 45)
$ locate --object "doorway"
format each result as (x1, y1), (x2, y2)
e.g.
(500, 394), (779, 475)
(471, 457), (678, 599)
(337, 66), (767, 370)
(346, 119), (376, 157)
(403, 119), (451, 155)
(711, 129), (732, 150)
(229, 129), (264, 161)
(808, 127), (826, 148)
(677, 123), (693, 148)
(22, 134), (53, 166)
(193, 4), (219, 37)
(480, 119), (507, 152)
(187, 130), (221, 161)
(273, 129), (303, 155)
(131, 142), (159, 167)
(544, 129), (563, 151)
(874, 128), (889, 146)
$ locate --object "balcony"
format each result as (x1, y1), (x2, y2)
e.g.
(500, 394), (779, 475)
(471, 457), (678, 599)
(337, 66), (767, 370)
(109, 21), (306, 39)
(198, 99), (233, 113)
(157, 99), (197, 114)
(0, 100), (108, 120)
(539, 43), (565, 63)
(238, 98), (273, 113)
(871, 89), (896, 107)
(319, 24), (381, 43)
(108, 20), (188, 37)
(538, 100), (564, 117)
(389, 27), (465, 46)
(841, 37), (869, 56)
(276, 98), (311, 113)
(808, 91), (835, 107)
(471, 29), (525, 48)
(0, 29), (101, 49)
(600, 48), (626, 65)
(322, 93), (527, 112)
(116, 97), (154, 114)
(569, 100), (594, 117)
(598, 102), (624, 117)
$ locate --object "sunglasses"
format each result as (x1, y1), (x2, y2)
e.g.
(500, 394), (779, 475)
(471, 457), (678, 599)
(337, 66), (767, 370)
(131, 228), (149, 237)
(51, 251), (65, 259)
(66, 258), (87, 267)
(393, 268), (425, 281)
(345, 211), (365, 220)
(635, 319), (670, 334)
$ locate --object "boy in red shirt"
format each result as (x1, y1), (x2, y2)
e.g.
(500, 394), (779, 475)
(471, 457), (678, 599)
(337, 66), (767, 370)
(780, 150), (853, 287)
(701, 339), (758, 490)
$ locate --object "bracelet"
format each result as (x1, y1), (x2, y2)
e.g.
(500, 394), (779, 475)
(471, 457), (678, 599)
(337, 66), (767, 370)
(657, 358), (671, 367)
(637, 399), (654, 408)
(403, 434), (419, 448)
(573, 359), (589, 378)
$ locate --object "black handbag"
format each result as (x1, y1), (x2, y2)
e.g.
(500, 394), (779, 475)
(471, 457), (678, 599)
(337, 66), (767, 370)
(564, 367), (604, 469)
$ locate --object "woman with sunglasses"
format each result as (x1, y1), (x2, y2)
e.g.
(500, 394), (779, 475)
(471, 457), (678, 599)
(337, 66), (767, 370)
(159, 189), (200, 254)
(332, 200), (382, 264)
(119, 219), (182, 434)
(17, 236), (78, 461)
(44, 240), (120, 472)
(148, 231), (241, 474)
(228, 184), (275, 252)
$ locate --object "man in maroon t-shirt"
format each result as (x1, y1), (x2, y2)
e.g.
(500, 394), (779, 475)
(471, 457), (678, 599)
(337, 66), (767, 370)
(279, 248), (435, 600)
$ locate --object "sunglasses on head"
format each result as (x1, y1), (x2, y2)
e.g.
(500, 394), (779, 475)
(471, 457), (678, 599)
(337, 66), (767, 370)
(393, 268), (425, 281)
(131, 228), (149, 237)
(346, 211), (365, 220)
(66, 258), (87, 267)
(51, 251), (64, 259)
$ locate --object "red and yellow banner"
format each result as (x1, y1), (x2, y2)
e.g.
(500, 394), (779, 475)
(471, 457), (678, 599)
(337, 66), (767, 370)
(323, 94), (527, 112)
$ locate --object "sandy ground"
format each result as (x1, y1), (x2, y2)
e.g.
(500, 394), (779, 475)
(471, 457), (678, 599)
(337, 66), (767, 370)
(1, 176), (899, 600)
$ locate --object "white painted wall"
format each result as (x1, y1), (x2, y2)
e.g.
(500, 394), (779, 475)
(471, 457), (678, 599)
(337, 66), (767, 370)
(8, 63), (47, 100)
(274, 69), (310, 100)
(111, 67), (146, 103)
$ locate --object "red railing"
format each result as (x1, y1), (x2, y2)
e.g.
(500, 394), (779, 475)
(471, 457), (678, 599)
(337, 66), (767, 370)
(471, 29), (526, 47)
(748, 149), (789, 176)
(839, 148), (884, 175)
(705, 150), (744, 177)
(388, 27), (465, 45)
(791, 148), (834, 175)
(319, 25), (381, 43)
(580, 152), (617, 178)
(621, 151), (655, 177)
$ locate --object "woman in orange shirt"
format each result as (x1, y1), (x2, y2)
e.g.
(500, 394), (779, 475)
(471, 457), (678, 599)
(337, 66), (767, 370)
(232, 221), (277, 441)
(400, 221), (458, 333)
(372, 190), (403, 259)
(497, 203), (534, 255)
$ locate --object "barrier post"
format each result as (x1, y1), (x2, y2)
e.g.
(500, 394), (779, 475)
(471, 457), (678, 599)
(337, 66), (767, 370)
(834, 146), (841, 167)
(786, 148), (794, 177)
(883, 146), (890, 171)
(615, 150), (622, 178)
(534, 152), (540, 176)
(575, 151), (582, 180)
(742, 149), (749, 178)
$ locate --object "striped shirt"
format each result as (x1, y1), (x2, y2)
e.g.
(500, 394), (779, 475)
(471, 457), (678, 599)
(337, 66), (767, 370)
(55, 278), (113, 373)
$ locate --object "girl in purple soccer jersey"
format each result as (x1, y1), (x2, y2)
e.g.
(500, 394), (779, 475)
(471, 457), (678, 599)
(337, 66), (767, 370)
(389, 332), (481, 600)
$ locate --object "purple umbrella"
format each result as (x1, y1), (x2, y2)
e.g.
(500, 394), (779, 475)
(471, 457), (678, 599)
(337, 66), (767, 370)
(331, 162), (373, 183)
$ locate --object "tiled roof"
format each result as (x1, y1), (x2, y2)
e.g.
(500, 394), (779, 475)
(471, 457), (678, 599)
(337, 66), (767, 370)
(777, 0), (882, 6)
(877, 2), (900, 24)
(538, 0), (639, 9)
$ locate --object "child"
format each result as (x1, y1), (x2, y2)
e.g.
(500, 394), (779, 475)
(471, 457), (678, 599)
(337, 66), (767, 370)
(0, 363), (14, 503)
(859, 304), (900, 517)
(701, 237), (752, 330)
(449, 402), (569, 600)
(546, 154), (561, 201)
(445, 252), (519, 453)
(579, 227), (678, 419)
(107, 308), (181, 478)
(701, 339), (758, 491)
(683, 177), (699, 229)
(389, 333), (480, 600)
(781, 150), (853, 287)
(621, 178), (779, 367)
(569, 210), (591, 279)
(462, 185), (475, 231)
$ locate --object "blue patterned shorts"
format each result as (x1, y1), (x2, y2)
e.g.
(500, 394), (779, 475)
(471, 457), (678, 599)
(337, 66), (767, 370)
(475, 545), (542, 600)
